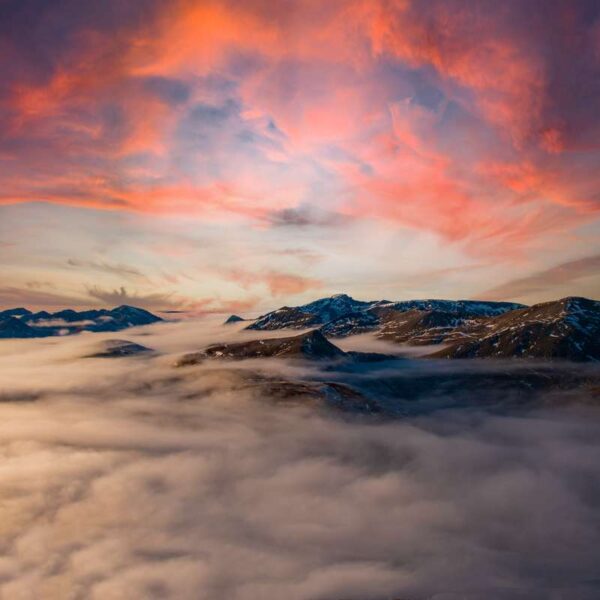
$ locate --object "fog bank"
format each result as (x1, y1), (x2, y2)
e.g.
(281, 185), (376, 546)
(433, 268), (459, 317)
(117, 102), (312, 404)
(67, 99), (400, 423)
(0, 318), (599, 599)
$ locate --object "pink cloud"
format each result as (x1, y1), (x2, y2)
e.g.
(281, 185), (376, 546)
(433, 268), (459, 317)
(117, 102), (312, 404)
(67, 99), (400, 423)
(0, 0), (597, 262)
(227, 269), (323, 297)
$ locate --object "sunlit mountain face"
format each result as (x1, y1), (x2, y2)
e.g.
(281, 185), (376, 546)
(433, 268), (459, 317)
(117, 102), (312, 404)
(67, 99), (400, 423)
(0, 0), (599, 312)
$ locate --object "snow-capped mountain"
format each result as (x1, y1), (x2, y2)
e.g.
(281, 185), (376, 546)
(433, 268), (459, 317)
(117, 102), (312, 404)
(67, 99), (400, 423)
(432, 297), (600, 361)
(246, 294), (524, 336)
(242, 294), (599, 361)
(295, 293), (382, 321)
(245, 306), (323, 330)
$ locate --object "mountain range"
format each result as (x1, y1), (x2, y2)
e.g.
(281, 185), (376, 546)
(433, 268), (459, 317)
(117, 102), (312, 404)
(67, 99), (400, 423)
(2, 292), (599, 362)
(238, 293), (600, 362)
(0, 305), (162, 338)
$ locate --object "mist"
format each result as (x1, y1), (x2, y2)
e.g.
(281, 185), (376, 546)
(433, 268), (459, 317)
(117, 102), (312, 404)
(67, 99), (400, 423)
(0, 318), (599, 599)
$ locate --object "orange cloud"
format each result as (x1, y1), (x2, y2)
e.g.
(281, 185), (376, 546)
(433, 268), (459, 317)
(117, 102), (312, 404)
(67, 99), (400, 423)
(227, 269), (322, 297)
(0, 0), (597, 262)
(369, 2), (548, 150)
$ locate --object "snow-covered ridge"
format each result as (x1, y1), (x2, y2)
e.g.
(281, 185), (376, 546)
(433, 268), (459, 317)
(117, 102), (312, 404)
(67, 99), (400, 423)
(243, 294), (600, 361)
(247, 294), (525, 333)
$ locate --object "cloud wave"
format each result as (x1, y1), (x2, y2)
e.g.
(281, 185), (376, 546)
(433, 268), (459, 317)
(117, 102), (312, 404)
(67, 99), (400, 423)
(0, 318), (598, 599)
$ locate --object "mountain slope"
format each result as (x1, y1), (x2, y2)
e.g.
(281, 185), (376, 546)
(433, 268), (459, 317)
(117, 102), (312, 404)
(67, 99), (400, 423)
(177, 330), (347, 365)
(176, 329), (395, 367)
(376, 309), (470, 345)
(320, 311), (380, 337)
(0, 317), (39, 338)
(432, 297), (600, 361)
(388, 299), (524, 317)
(247, 294), (525, 339)
(247, 294), (383, 331)
(246, 306), (323, 331)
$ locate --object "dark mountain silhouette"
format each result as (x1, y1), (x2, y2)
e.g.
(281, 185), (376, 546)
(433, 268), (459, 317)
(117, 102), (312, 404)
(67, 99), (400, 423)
(84, 339), (154, 358)
(0, 305), (162, 338)
(0, 307), (32, 318)
(224, 314), (245, 324)
(0, 316), (39, 338)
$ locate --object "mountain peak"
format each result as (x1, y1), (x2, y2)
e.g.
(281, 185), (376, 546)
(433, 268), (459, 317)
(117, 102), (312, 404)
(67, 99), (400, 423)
(0, 307), (31, 318)
(112, 304), (146, 313)
(224, 314), (245, 324)
(177, 328), (347, 365)
(246, 294), (527, 335)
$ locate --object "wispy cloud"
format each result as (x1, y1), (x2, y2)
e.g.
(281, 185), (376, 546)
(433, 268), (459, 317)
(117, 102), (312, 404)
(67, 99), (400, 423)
(227, 269), (323, 298)
(67, 259), (146, 280)
(480, 254), (600, 301)
(0, 0), (599, 303)
(0, 286), (90, 309)
(85, 285), (181, 311)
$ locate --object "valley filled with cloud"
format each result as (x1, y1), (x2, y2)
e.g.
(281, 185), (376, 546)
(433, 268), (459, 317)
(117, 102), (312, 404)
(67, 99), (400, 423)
(0, 319), (598, 600)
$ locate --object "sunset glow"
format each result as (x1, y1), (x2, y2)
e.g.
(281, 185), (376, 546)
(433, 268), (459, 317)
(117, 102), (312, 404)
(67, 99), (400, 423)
(1, 0), (599, 311)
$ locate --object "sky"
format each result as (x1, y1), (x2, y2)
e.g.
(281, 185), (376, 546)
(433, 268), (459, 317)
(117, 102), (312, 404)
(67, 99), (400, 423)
(0, 0), (599, 312)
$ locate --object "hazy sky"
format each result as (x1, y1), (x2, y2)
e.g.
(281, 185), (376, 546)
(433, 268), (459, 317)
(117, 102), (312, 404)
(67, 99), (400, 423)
(1, 0), (599, 311)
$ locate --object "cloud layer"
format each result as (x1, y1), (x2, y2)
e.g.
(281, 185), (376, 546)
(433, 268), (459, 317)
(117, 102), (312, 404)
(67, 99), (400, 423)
(0, 319), (599, 599)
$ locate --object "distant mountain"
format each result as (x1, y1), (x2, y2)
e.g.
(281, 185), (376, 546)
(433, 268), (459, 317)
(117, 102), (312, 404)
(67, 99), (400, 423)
(247, 294), (524, 335)
(0, 316), (39, 339)
(0, 305), (162, 338)
(107, 305), (162, 328)
(432, 297), (600, 361)
(84, 339), (154, 358)
(4, 294), (599, 362)
(224, 314), (245, 324)
(246, 294), (524, 337)
(295, 293), (381, 321)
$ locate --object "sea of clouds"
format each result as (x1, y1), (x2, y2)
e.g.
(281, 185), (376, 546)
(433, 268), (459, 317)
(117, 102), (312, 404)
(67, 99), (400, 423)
(0, 318), (599, 600)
